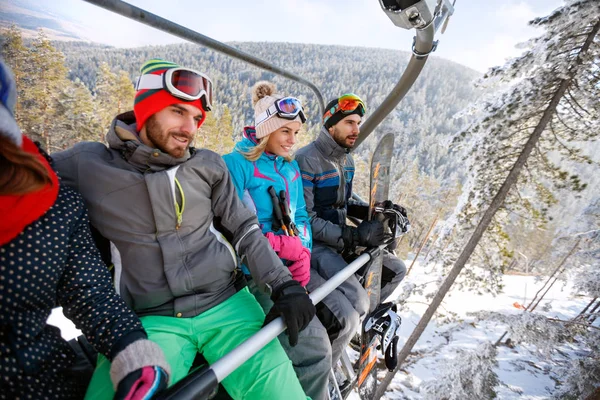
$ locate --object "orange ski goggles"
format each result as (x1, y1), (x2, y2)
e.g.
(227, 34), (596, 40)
(322, 93), (366, 126)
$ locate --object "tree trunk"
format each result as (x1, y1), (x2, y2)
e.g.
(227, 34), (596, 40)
(584, 386), (600, 400)
(373, 20), (600, 399)
(494, 238), (581, 346)
(439, 226), (455, 254)
(422, 233), (439, 263)
(528, 238), (580, 311)
(574, 297), (598, 320)
(587, 300), (600, 324)
(406, 215), (438, 276)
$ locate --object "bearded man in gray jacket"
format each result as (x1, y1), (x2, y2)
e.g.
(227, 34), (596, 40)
(53, 58), (314, 400)
(295, 94), (409, 366)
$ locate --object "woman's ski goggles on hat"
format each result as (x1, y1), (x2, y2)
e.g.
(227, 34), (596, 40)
(135, 67), (214, 111)
(255, 97), (307, 127)
(322, 93), (366, 125)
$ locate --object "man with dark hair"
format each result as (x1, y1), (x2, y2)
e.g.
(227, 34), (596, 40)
(53, 58), (314, 400)
(295, 94), (408, 364)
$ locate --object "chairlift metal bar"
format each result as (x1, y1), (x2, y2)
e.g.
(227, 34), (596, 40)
(81, 0), (326, 115)
(157, 252), (373, 399)
(354, 0), (454, 148)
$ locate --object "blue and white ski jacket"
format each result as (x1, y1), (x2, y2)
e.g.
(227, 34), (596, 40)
(223, 127), (312, 252)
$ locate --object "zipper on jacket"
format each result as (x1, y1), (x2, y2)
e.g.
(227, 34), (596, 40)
(273, 159), (291, 207)
(174, 177), (185, 229)
(334, 160), (346, 207)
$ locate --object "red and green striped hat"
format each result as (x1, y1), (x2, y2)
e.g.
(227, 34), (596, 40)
(133, 58), (206, 132)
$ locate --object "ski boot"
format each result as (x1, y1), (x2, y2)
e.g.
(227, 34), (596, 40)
(363, 302), (402, 371)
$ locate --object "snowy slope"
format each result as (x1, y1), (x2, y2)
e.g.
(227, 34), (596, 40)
(364, 260), (593, 400)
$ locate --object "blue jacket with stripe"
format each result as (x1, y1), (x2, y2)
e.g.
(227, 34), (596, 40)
(295, 127), (355, 251)
(223, 127), (312, 251)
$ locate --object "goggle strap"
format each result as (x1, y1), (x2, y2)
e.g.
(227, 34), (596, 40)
(135, 74), (163, 91)
(255, 104), (278, 126)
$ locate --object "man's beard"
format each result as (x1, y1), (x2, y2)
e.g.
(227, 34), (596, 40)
(145, 115), (190, 158)
(331, 126), (357, 149)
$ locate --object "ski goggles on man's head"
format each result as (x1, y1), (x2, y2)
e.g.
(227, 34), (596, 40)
(135, 67), (214, 111)
(255, 96), (307, 127)
(322, 93), (366, 125)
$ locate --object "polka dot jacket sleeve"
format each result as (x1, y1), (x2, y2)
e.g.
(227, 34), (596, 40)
(55, 189), (145, 360)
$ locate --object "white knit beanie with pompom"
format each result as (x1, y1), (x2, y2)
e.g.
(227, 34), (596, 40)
(252, 81), (302, 139)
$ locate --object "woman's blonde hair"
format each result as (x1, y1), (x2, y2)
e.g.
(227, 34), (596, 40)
(240, 132), (294, 163)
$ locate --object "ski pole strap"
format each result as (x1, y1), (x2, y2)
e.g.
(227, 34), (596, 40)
(268, 186), (288, 235)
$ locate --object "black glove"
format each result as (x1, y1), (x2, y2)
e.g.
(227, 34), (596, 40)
(382, 200), (407, 217)
(382, 200), (410, 235)
(342, 219), (386, 249)
(392, 203), (408, 219)
(265, 280), (316, 347)
(347, 203), (369, 220)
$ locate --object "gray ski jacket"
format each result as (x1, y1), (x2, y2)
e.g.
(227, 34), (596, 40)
(295, 127), (355, 251)
(53, 112), (292, 318)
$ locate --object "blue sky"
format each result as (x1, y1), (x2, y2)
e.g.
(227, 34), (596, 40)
(9, 0), (563, 72)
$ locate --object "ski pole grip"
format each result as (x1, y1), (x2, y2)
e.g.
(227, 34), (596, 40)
(268, 186), (286, 233)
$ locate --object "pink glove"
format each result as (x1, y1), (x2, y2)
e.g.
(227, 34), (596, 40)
(265, 232), (304, 261)
(288, 248), (311, 287)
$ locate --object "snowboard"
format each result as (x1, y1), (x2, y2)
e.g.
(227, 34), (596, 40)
(357, 133), (395, 399)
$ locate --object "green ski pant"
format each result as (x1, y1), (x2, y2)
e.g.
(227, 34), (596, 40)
(84, 288), (309, 400)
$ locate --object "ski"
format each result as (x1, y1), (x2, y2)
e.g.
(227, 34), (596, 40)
(356, 133), (395, 399)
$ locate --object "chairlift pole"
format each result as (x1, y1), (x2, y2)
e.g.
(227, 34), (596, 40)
(81, 0), (325, 115)
(354, 0), (455, 148)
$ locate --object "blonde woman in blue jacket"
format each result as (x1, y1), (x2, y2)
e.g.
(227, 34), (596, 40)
(223, 82), (332, 400)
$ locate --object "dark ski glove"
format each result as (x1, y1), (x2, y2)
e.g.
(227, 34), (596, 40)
(265, 280), (316, 347)
(347, 203), (369, 220)
(382, 200), (411, 235)
(110, 339), (170, 400)
(342, 220), (386, 250)
(382, 200), (408, 220)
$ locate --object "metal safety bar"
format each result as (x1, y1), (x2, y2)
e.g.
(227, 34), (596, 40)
(157, 252), (373, 399)
(82, 0), (326, 116)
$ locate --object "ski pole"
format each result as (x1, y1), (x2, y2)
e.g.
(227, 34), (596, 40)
(156, 251), (374, 400)
(278, 190), (299, 236)
(267, 186), (289, 236)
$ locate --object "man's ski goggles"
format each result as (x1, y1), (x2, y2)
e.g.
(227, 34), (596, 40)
(135, 68), (214, 111)
(322, 93), (366, 125)
(255, 97), (307, 127)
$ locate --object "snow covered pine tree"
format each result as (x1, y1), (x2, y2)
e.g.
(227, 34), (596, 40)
(375, 1), (600, 398)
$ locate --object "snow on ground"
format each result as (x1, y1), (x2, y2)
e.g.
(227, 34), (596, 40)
(49, 258), (593, 399)
(48, 307), (81, 341)
(367, 259), (593, 400)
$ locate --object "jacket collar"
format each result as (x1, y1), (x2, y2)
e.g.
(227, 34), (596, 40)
(314, 126), (349, 161)
(106, 111), (192, 172)
(235, 126), (286, 164)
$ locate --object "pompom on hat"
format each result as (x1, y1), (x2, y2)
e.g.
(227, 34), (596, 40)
(0, 58), (23, 147)
(252, 81), (303, 139)
(133, 58), (207, 132)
